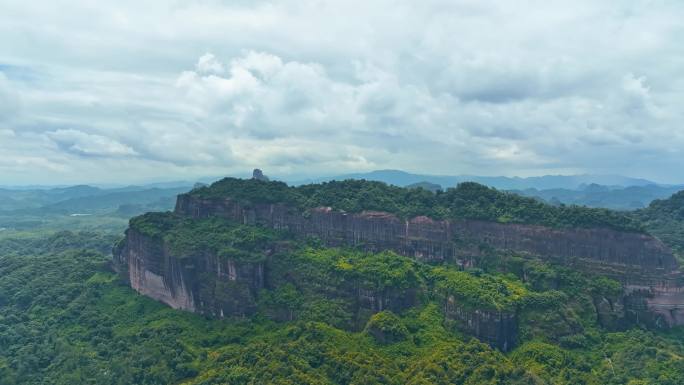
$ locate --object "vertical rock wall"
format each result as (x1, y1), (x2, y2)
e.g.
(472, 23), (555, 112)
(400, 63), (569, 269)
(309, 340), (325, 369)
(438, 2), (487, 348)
(173, 194), (684, 328)
(174, 194), (676, 275)
(112, 191), (684, 353)
(443, 295), (518, 352)
(115, 228), (264, 318)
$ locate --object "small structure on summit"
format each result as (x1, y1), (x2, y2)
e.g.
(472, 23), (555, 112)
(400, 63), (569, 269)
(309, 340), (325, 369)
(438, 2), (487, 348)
(252, 168), (269, 181)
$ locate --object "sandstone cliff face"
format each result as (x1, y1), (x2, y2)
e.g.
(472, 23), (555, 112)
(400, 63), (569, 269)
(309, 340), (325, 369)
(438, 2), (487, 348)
(115, 226), (421, 327)
(356, 287), (419, 315)
(443, 295), (517, 352)
(175, 194), (676, 277)
(173, 193), (683, 328)
(114, 191), (684, 353)
(624, 283), (684, 327)
(115, 228), (264, 318)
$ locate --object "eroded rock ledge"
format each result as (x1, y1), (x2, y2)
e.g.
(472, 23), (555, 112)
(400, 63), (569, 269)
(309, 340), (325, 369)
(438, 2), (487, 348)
(113, 190), (684, 351)
(175, 194), (676, 274)
(173, 194), (683, 325)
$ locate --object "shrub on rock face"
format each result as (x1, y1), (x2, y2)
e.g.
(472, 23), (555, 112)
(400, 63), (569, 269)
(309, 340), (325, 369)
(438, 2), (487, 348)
(364, 310), (409, 344)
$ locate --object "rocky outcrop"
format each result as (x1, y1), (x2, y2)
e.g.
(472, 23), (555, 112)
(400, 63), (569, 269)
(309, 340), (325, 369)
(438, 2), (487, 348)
(115, 228), (264, 318)
(593, 295), (627, 330)
(174, 194), (676, 275)
(113, 189), (684, 353)
(174, 193), (683, 328)
(114, 226), (421, 326)
(443, 295), (517, 352)
(252, 168), (269, 181)
(623, 282), (684, 327)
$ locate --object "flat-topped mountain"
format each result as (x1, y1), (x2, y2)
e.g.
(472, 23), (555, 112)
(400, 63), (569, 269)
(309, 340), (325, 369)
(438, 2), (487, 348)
(114, 177), (684, 351)
(185, 178), (645, 231)
(293, 169), (659, 190)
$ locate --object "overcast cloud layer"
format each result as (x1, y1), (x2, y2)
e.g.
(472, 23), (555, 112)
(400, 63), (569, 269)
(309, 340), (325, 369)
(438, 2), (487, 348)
(1, 0), (683, 184)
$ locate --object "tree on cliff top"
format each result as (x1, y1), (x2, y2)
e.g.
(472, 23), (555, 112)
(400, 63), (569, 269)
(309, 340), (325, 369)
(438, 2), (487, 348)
(189, 177), (644, 233)
(635, 190), (684, 253)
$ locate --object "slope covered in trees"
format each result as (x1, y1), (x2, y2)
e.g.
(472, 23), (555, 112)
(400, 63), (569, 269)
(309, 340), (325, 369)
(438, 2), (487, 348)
(3, 228), (684, 384)
(635, 191), (684, 255)
(2, 179), (684, 384)
(190, 178), (644, 232)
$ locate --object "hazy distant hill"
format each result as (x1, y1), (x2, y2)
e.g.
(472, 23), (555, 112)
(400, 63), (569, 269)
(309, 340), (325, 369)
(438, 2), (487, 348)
(512, 184), (684, 210)
(0, 185), (105, 211)
(38, 187), (190, 214)
(0, 185), (192, 213)
(294, 169), (658, 190)
(406, 181), (442, 192)
(2, 170), (677, 214)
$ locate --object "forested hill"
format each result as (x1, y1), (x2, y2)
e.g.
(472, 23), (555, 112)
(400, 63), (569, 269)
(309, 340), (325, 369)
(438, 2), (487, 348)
(4, 210), (684, 384)
(189, 178), (645, 233)
(636, 191), (684, 253)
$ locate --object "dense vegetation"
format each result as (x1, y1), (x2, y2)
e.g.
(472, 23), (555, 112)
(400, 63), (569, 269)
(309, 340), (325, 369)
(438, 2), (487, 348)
(2, 179), (684, 384)
(130, 212), (282, 261)
(190, 178), (644, 232)
(513, 184), (684, 211)
(3, 230), (684, 384)
(0, 184), (186, 243)
(635, 191), (684, 255)
(433, 268), (528, 312)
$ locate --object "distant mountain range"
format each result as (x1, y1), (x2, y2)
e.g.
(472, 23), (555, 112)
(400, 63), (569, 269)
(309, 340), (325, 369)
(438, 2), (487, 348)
(1, 169), (682, 214)
(512, 184), (684, 210)
(0, 184), (192, 214)
(291, 169), (683, 210)
(292, 169), (660, 190)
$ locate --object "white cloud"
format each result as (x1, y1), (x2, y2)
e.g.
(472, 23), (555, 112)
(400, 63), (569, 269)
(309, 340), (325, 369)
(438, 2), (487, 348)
(175, 50), (361, 134)
(46, 129), (137, 157)
(233, 51), (283, 80)
(0, 72), (20, 120)
(196, 53), (225, 75)
(0, 1), (683, 184)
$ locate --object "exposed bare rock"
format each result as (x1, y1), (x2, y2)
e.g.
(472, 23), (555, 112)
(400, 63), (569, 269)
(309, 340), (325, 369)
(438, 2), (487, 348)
(113, 189), (684, 353)
(444, 295), (518, 352)
(174, 194), (676, 274)
(116, 228), (264, 318)
(252, 169), (269, 181)
(173, 193), (684, 328)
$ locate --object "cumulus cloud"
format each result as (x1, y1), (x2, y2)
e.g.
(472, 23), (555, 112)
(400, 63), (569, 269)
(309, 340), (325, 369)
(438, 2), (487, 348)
(0, 72), (20, 120)
(175, 50), (362, 136)
(0, 0), (683, 184)
(46, 129), (137, 157)
(196, 53), (225, 75)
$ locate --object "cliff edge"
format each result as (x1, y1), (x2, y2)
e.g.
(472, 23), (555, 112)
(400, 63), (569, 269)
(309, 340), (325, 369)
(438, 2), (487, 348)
(114, 178), (684, 350)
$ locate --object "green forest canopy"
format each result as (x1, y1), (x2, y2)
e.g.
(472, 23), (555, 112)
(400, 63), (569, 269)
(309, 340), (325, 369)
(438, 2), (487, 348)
(635, 191), (684, 254)
(3, 230), (684, 384)
(189, 178), (645, 232)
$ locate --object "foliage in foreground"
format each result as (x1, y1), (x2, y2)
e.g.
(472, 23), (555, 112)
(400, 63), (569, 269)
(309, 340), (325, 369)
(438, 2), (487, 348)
(2, 232), (684, 384)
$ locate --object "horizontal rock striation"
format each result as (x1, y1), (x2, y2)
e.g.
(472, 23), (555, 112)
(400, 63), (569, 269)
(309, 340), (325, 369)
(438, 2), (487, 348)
(115, 228), (264, 318)
(175, 194), (676, 275)
(174, 193), (684, 328)
(113, 189), (684, 353)
(443, 295), (518, 352)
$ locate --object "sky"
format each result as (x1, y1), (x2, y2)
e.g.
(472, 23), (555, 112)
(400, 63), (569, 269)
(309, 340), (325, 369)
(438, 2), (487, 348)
(1, 0), (683, 185)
